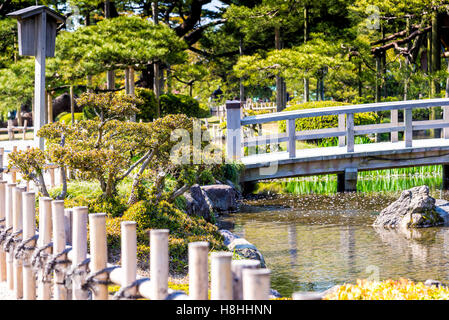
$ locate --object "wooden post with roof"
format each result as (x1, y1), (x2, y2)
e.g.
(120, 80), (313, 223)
(7, 6), (65, 150)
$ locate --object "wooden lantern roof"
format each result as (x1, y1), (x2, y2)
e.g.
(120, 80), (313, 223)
(7, 5), (65, 23)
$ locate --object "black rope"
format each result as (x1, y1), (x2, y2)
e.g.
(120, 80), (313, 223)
(43, 247), (72, 283)
(81, 266), (119, 295)
(31, 242), (53, 272)
(0, 226), (12, 245)
(165, 291), (188, 300)
(0, 218), (5, 223)
(64, 258), (91, 289)
(112, 279), (144, 300)
(14, 234), (38, 259)
(3, 229), (22, 253)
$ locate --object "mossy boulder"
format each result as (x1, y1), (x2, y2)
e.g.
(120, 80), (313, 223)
(373, 186), (445, 229)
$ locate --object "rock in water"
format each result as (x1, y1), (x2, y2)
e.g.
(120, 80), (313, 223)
(373, 186), (444, 229)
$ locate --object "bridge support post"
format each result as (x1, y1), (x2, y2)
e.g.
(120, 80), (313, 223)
(226, 100), (242, 161)
(337, 168), (358, 192)
(443, 164), (449, 190)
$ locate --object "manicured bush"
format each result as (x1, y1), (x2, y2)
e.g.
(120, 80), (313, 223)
(160, 93), (210, 118)
(278, 101), (378, 133)
(134, 87), (158, 122)
(121, 199), (226, 272)
(57, 112), (84, 124)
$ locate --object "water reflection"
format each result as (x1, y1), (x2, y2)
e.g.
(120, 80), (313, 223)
(221, 191), (449, 297)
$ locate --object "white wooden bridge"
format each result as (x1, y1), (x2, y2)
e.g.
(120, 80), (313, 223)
(225, 98), (449, 192)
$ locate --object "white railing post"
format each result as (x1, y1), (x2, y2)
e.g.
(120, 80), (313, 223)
(287, 119), (296, 158)
(89, 213), (108, 300)
(5, 183), (15, 291)
(242, 268), (271, 300)
(22, 191), (36, 300)
(72, 206), (88, 300)
(12, 185), (26, 299)
(64, 208), (72, 246)
(444, 106), (449, 139)
(210, 252), (233, 300)
(391, 109), (399, 142)
(188, 241), (209, 300)
(51, 200), (67, 300)
(338, 114), (346, 147)
(150, 229), (169, 300)
(226, 100), (242, 161)
(0, 181), (6, 282)
(405, 107), (413, 147)
(37, 197), (52, 300)
(346, 113), (355, 152)
(121, 221), (137, 299)
(231, 260), (261, 300)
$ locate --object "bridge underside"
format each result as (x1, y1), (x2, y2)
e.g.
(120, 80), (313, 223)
(240, 138), (449, 186)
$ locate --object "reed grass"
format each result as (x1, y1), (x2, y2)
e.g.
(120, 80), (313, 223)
(255, 165), (442, 195)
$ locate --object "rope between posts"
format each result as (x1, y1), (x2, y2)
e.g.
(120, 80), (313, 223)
(113, 279), (143, 300)
(14, 234), (38, 259)
(43, 247), (72, 283)
(3, 229), (22, 253)
(31, 242), (53, 271)
(0, 226), (12, 245)
(64, 258), (91, 290)
(81, 266), (119, 294)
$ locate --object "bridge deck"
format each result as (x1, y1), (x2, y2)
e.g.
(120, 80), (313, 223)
(240, 138), (449, 182)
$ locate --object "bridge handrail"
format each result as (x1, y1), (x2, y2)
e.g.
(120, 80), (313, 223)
(240, 98), (449, 125)
(225, 98), (449, 160)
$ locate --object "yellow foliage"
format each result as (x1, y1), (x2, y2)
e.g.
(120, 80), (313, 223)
(324, 278), (449, 300)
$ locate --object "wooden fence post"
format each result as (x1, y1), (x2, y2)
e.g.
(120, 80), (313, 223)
(210, 252), (233, 300)
(242, 268), (271, 300)
(0, 181), (6, 282)
(12, 185), (26, 299)
(89, 213), (108, 300)
(5, 183), (16, 290)
(64, 209), (72, 246)
(121, 221), (137, 298)
(188, 241), (209, 300)
(226, 100), (242, 161)
(22, 191), (36, 300)
(22, 120), (28, 140)
(72, 206), (88, 300)
(150, 229), (169, 300)
(231, 260), (261, 300)
(0, 147), (4, 180)
(7, 120), (13, 141)
(51, 200), (67, 300)
(37, 197), (52, 300)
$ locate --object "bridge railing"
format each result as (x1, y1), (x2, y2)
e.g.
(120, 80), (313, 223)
(226, 98), (449, 160)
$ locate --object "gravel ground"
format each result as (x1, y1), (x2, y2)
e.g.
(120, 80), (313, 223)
(0, 282), (17, 300)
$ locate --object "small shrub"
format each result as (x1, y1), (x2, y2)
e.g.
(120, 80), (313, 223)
(324, 278), (449, 300)
(160, 93), (210, 118)
(57, 112), (84, 124)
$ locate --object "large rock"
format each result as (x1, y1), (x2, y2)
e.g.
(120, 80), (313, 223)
(201, 184), (239, 213)
(184, 184), (213, 222)
(219, 229), (266, 268)
(373, 186), (444, 229)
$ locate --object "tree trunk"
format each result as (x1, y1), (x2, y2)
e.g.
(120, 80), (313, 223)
(303, 6), (309, 103)
(375, 55), (381, 102)
(105, 0), (115, 90)
(153, 0), (161, 117)
(275, 26), (285, 111)
(239, 37), (245, 103)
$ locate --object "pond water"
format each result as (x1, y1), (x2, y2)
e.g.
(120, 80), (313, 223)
(219, 190), (449, 297)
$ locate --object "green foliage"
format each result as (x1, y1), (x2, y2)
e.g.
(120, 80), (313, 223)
(160, 93), (210, 119)
(134, 88), (158, 122)
(57, 112), (84, 124)
(121, 199), (226, 271)
(278, 101), (378, 134)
